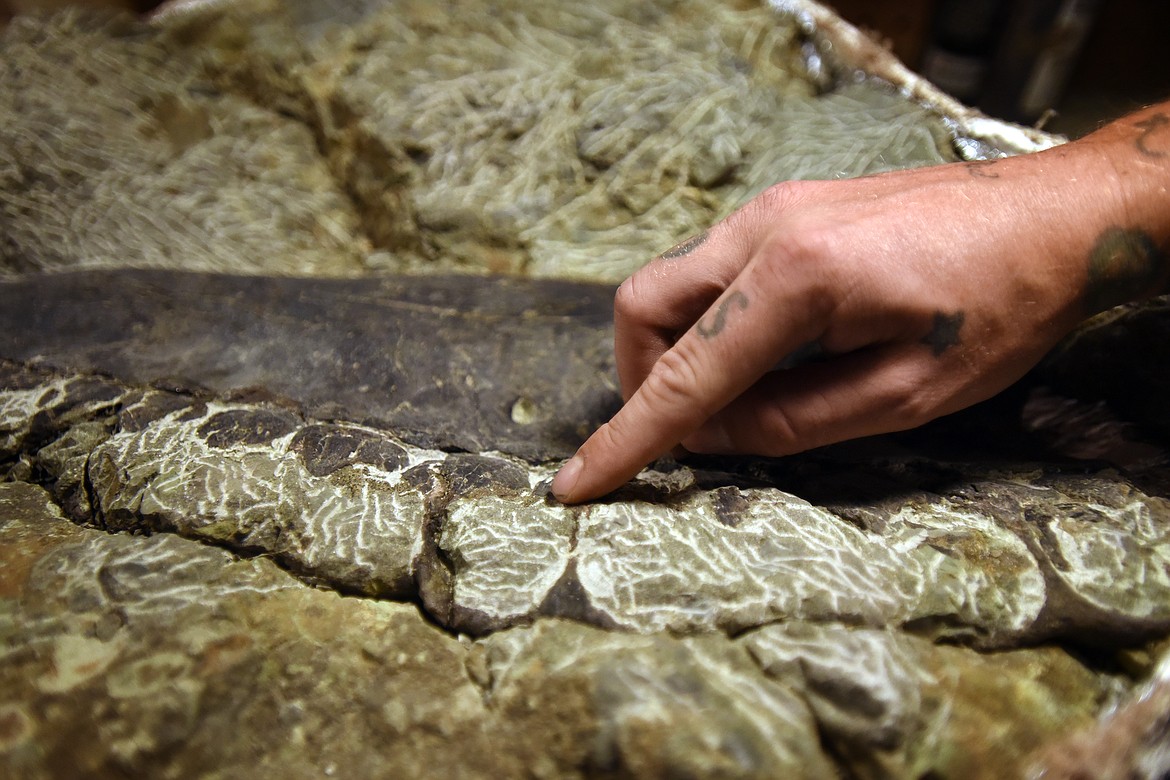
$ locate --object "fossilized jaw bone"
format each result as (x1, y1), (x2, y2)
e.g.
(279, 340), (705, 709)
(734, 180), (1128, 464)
(5, 352), (1170, 649)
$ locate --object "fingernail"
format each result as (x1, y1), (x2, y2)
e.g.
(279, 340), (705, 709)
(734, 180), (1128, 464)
(551, 454), (584, 503)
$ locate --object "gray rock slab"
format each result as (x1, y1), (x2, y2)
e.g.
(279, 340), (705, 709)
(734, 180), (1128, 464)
(0, 269), (618, 460)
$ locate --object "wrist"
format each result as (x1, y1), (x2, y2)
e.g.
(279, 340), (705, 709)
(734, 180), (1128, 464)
(1007, 104), (1170, 319)
(1072, 104), (1170, 308)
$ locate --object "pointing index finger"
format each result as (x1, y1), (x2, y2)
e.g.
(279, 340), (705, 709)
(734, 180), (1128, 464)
(552, 265), (817, 503)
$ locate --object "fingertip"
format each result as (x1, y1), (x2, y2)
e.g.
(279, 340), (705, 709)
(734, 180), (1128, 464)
(551, 416), (658, 503)
(551, 453), (585, 504)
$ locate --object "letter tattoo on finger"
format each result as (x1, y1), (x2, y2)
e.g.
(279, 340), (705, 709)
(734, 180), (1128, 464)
(696, 290), (748, 338)
(659, 231), (710, 260)
(1134, 114), (1169, 159)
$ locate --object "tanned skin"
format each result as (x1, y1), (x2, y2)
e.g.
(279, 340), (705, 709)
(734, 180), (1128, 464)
(553, 102), (1170, 503)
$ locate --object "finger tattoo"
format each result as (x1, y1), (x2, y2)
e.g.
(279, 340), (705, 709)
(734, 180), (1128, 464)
(696, 290), (748, 338)
(1134, 114), (1169, 159)
(660, 231), (709, 260)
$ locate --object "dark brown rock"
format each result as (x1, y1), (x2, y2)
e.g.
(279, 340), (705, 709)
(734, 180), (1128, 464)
(289, 423), (408, 477)
(197, 408), (301, 448)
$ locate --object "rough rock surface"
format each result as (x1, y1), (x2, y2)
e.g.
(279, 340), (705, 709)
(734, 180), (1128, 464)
(0, 477), (1138, 780)
(1, 479), (840, 779)
(0, 10), (370, 277)
(2, 1), (1170, 778)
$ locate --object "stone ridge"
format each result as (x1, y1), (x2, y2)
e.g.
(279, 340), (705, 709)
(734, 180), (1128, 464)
(0, 479), (841, 778)
(0, 414), (1154, 779)
(4, 359), (1169, 653)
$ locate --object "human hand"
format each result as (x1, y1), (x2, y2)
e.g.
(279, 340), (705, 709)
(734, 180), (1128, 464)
(552, 113), (1170, 504)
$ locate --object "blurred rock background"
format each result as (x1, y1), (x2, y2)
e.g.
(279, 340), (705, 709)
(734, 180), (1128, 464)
(4, 0), (1167, 138)
(1, 0), (158, 19)
(822, 0), (1170, 137)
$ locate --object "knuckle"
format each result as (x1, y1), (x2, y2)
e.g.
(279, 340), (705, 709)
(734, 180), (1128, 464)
(590, 416), (630, 457)
(613, 269), (662, 325)
(752, 231), (839, 318)
(885, 367), (938, 427)
(722, 181), (805, 247)
(767, 220), (838, 279)
(641, 346), (704, 412)
(786, 224), (837, 267)
(613, 274), (643, 319)
(757, 404), (805, 454)
(754, 180), (807, 214)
